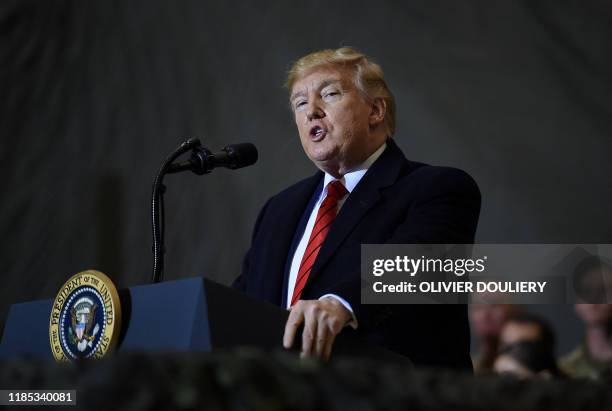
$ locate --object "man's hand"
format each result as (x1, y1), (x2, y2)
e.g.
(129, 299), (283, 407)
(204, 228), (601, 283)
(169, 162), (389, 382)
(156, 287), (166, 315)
(283, 298), (352, 361)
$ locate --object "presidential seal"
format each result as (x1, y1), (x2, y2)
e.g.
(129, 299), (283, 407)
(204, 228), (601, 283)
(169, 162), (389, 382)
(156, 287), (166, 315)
(49, 270), (121, 362)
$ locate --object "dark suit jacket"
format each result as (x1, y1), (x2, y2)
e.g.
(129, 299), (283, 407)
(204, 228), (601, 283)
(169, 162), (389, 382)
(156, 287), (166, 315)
(233, 139), (481, 369)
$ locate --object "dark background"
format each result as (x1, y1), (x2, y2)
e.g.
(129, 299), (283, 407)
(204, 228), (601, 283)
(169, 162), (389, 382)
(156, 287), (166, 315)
(1, 0), (611, 355)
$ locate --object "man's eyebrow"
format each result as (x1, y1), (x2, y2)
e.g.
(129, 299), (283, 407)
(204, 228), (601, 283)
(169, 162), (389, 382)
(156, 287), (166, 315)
(318, 78), (342, 90)
(290, 78), (343, 102)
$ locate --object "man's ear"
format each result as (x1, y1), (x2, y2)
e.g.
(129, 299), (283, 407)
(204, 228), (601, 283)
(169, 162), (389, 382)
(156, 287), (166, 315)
(369, 98), (386, 127)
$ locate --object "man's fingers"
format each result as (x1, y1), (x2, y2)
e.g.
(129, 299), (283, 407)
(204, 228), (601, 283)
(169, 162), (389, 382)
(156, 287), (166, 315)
(285, 300), (349, 359)
(300, 305), (317, 357)
(323, 331), (337, 361)
(314, 320), (329, 358)
(283, 305), (304, 349)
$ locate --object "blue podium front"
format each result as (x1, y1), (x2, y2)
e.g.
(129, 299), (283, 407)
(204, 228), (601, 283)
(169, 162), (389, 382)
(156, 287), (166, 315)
(0, 277), (286, 359)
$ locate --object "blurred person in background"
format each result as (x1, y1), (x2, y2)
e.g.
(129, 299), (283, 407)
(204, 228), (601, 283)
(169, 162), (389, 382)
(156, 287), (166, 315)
(499, 313), (555, 351)
(469, 303), (519, 373)
(561, 256), (612, 379)
(494, 341), (563, 379)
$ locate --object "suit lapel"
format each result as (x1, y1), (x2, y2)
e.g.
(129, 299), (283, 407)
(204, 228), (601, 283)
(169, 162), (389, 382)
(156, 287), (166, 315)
(304, 140), (408, 290)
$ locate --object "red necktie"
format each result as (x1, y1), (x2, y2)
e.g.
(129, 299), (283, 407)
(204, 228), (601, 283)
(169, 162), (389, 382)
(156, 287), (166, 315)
(290, 180), (348, 306)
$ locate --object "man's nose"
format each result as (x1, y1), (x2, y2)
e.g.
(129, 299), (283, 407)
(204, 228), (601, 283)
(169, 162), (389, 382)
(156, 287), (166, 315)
(306, 102), (324, 121)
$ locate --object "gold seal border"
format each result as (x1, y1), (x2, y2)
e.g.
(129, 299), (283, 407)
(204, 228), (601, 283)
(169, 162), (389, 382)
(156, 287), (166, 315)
(49, 269), (122, 362)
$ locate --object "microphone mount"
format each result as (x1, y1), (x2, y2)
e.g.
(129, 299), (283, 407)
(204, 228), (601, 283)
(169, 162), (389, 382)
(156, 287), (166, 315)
(166, 143), (257, 175)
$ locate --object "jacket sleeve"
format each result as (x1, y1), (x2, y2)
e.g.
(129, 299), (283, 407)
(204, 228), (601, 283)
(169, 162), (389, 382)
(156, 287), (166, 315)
(231, 198), (272, 292)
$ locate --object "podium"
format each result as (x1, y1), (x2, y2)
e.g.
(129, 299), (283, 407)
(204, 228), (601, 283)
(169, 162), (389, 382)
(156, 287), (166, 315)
(0, 278), (288, 358)
(0, 277), (410, 363)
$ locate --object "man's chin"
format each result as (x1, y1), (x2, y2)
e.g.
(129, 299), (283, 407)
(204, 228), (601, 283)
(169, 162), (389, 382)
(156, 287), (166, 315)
(307, 149), (334, 165)
(303, 146), (344, 175)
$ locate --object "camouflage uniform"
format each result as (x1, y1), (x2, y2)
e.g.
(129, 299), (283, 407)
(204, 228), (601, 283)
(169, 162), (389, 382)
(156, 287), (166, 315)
(560, 344), (612, 380)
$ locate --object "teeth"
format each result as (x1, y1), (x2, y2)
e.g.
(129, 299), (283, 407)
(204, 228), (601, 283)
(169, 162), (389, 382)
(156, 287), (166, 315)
(311, 127), (325, 138)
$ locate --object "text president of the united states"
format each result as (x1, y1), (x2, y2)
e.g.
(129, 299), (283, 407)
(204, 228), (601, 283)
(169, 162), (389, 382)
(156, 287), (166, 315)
(233, 47), (481, 369)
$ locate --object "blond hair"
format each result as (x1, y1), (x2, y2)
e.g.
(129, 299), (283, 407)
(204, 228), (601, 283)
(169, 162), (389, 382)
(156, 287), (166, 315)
(286, 47), (396, 137)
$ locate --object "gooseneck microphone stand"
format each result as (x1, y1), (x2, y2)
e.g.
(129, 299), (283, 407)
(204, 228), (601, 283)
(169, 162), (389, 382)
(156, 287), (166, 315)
(151, 138), (257, 283)
(151, 138), (202, 283)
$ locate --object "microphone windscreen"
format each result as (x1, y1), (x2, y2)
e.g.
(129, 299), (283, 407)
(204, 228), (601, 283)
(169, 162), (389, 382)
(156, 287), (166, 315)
(225, 143), (258, 169)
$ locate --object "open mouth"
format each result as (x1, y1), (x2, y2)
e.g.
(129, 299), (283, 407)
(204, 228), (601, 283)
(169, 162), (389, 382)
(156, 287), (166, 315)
(309, 126), (327, 141)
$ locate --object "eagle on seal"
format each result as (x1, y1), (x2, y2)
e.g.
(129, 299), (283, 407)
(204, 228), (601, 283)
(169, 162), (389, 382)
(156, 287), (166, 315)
(70, 299), (98, 346)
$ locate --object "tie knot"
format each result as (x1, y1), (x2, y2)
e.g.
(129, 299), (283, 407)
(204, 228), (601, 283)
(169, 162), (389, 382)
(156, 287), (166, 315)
(326, 180), (348, 201)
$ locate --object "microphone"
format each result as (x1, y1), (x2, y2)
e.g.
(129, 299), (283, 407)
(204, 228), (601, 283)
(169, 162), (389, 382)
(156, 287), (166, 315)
(166, 143), (258, 175)
(151, 139), (258, 283)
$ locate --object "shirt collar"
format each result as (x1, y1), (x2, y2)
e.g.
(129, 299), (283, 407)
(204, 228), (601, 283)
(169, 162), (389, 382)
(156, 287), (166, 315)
(323, 142), (387, 194)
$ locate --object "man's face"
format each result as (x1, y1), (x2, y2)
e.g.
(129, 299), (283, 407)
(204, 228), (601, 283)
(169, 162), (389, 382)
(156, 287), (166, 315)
(290, 65), (385, 177)
(500, 322), (542, 346)
(574, 266), (612, 326)
(575, 266), (612, 304)
(469, 304), (515, 339)
(575, 304), (612, 326)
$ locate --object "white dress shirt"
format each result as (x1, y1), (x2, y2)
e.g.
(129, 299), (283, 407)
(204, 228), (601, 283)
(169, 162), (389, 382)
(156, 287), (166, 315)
(286, 142), (388, 327)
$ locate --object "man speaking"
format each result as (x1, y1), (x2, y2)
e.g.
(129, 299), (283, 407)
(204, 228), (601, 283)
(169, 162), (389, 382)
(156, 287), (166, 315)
(233, 47), (480, 369)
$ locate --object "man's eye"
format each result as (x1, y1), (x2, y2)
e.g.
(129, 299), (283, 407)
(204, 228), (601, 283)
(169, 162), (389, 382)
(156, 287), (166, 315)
(295, 101), (307, 109)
